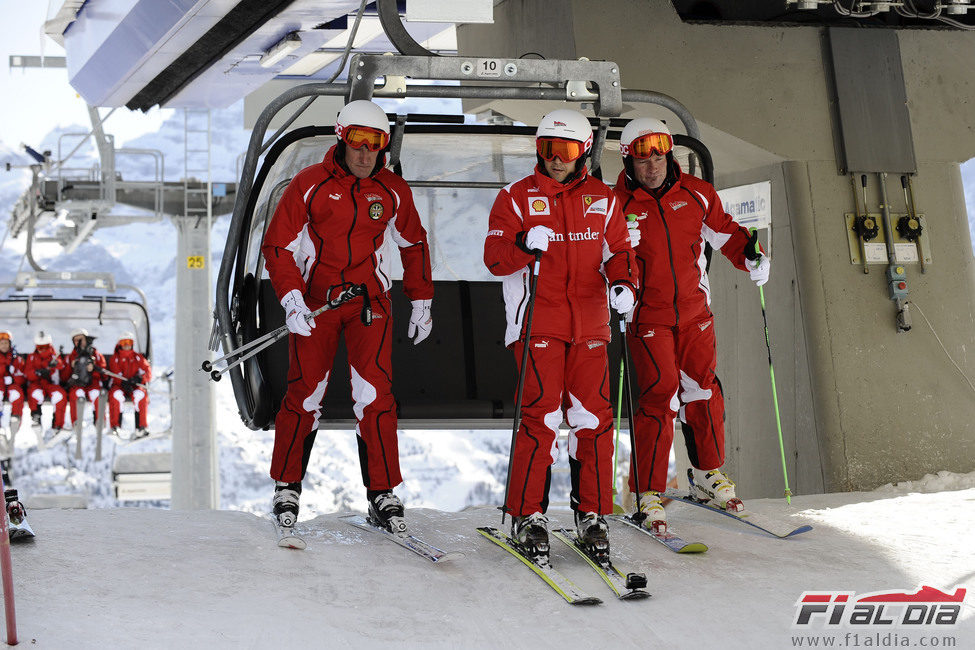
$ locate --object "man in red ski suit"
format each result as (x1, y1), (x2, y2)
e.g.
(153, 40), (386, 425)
(63, 328), (107, 429)
(0, 330), (26, 454)
(107, 332), (152, 438)
(614, 117), (771, 532)
(484, 109), (638, 558)
(24, 331), (69, 441)
(261, 99), (433, 535)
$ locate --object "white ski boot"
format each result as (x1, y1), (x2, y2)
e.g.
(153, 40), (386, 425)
(636, 491), (667, 534)
(690, 467), (743, 512)
(574, 511), (610, 558)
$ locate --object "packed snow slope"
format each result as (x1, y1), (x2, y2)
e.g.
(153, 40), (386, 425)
(7, 484), (975, 649)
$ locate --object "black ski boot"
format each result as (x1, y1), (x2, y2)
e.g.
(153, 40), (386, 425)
(367, 490), (407, 535)
(512, 512), (550, 561)
(5, 488), (25, 526)
(575, 511), (610, 559)
(272, 481), (301, 528)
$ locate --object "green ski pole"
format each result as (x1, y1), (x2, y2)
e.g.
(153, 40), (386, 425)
(750, 228), (792, 503)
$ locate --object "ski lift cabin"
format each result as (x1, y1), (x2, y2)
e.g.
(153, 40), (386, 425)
(0, 271), (153, 462)
(215, 55), (713, 430)
(0, 272), (151, 360)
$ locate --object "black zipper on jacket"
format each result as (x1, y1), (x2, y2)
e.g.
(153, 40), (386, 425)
(654, 196), (680, 325)
(343, 179), (360, 284)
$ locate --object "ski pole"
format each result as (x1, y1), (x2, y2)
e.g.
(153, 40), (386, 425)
(612, 353), (624, 501)
(96, 366), (149, 391)
(500, 251), (542, 525)
(613, 212), (639, 507)
(750, 228), (792, 503)
(618, 312), (645, 522)
(203, 283), (367, 382)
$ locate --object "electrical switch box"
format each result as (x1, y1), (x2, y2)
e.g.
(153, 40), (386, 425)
(886, 264), (908, 300)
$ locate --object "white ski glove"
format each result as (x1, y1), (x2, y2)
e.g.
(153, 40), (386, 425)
(524, 225), (554, 253)
(281, 290), (315, 337)
(625, 214), (642, 248)
(748, 255), (771, 287)
(408, 299), (433, 345)
(609, 284), (635, 315)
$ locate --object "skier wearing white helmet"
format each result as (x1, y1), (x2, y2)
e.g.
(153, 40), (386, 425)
(261, 98), (433, 538)
(484, 108), (637, 560)
(24, 331), (69, 444)
(613, 117), (771, 533)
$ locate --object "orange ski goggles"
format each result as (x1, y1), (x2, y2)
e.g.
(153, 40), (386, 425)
(621, 131), (673, 158)
(340, 125), (389, 152)
(536, 137), (587, 162)
(0, 332), (10, 341)
(118, 338), (134, 348)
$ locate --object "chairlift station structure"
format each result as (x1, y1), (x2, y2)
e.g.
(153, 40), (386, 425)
(7, 0), (975, 509)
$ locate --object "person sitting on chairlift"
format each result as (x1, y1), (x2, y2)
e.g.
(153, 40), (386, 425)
(107, 332), (151, 440)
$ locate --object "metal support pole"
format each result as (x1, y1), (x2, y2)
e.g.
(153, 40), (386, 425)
(171, 215), (217, 509)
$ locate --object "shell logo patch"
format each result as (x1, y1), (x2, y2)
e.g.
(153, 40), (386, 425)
(529, 197), (550, 216)
(368, 201), (384, 220)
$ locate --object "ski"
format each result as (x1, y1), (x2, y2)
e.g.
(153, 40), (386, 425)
(476, 526), (602, 605)
(609, 514), (708, 553)
(662, 489), (812, 538)
(341, 514), (462, 563)
(551, 528), (650, 600)
(269, 515), (306, 550)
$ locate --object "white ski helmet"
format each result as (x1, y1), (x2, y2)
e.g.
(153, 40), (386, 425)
(619, 118), (673, 158)
(34, 331), (53, 346)
(335, 100), (390, 150)
(70, 327), (89, 340)
(535, 109), (593, 154)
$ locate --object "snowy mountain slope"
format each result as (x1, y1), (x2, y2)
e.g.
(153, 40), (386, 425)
(7, 483), (975, 648)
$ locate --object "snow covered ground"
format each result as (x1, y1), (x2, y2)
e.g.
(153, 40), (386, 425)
(6, 477), (974, 648)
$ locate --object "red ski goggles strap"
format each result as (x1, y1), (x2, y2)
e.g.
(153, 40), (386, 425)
(622, 132), (674, 158)
(340, 125), (389, 152)
(536, 137), (587, 162)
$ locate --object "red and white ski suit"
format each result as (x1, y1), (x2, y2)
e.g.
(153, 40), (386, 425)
(262, 144), (433, 487)
(613, 164), (760, 493)
(485, 165), (637, 517)
(108, 348), (152, 429)
(63, 346), (106, 426)
(1, 349), (25, 418)
(25, 346), (67, 428)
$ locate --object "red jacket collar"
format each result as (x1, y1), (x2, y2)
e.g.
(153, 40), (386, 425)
(532, 164), (588, 196)
(616, 160), (684, 202)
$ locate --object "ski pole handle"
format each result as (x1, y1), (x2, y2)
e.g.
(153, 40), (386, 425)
(205, 283), (368, 382)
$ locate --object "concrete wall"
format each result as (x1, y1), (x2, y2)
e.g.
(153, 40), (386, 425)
(458, 0), (975, 494)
